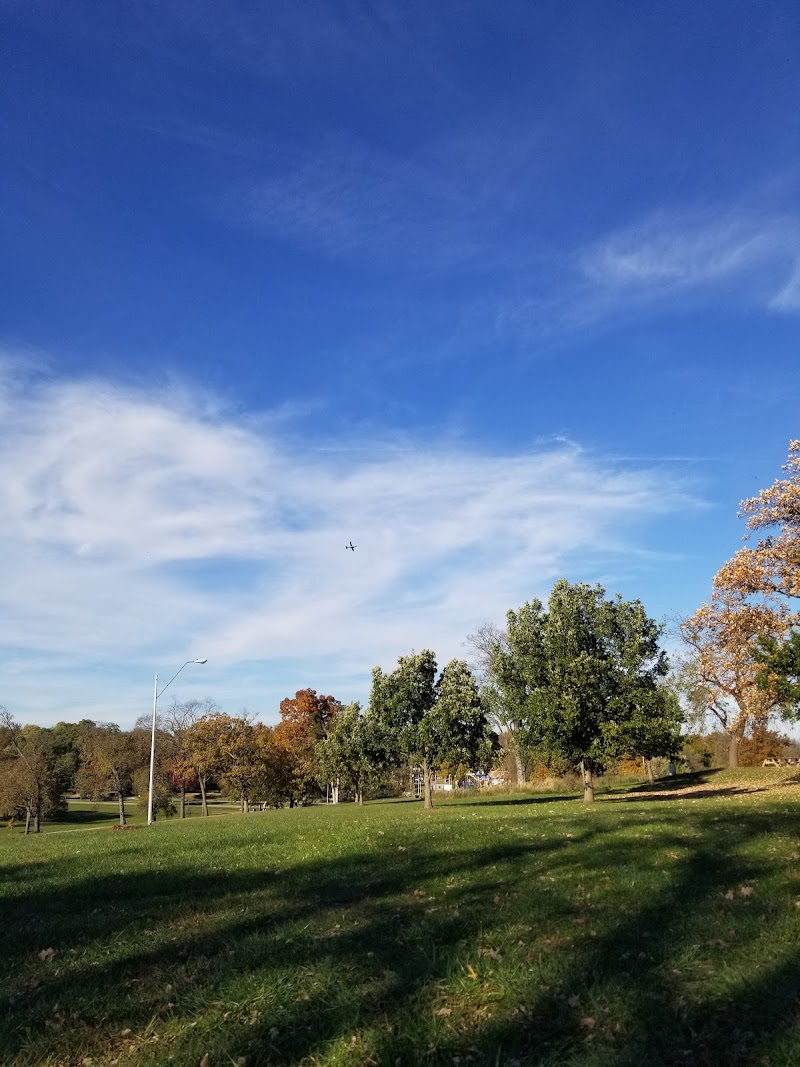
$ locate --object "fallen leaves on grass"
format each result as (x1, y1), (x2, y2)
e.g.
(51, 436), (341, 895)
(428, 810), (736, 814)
(37, 948), (56, 962)
(466, 964), (478, 980)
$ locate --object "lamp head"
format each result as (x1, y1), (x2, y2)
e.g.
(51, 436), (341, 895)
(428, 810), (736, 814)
(193, 658), (208, 664)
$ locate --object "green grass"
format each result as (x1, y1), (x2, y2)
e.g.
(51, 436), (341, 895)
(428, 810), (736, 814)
(1, 770), (799, 1066)
(5, 797), (244, 834)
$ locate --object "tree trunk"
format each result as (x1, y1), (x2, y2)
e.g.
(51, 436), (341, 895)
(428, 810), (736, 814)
(24, 806), (31, 835)
(118, 791), (127, 826)
(728, 733), (741, 769)
(581, 760), (595, 804)
(180, 781), (186, 819)
(514, 746), (526, 785)
(644, 758), (655, 784)
(199, 775), (209, 816)
(34, 807), (40, 833)
(356, 789), (363, 805)
(422, 760), (433, 810)
(331, 780), (339, 804)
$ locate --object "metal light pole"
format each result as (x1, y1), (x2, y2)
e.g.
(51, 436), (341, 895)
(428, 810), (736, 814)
(148, 658), (207, 825)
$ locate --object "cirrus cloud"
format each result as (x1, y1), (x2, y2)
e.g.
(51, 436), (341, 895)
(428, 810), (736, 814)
(0, 362), (702, 724)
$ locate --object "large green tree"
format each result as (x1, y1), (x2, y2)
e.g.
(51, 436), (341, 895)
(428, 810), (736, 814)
(493, 581), (671, 802)
(619, 681), (684, 783)
(49, 720), (95, 794)
(370, 651), (491, 809)
(316, 702), (388, 804)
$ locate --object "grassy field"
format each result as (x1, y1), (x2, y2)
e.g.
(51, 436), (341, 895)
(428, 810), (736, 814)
(1, 769), (799, 1067)
(9, 797), (245, 834)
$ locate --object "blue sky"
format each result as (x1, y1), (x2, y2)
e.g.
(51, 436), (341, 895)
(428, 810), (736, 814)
(1, 0), (799, 727)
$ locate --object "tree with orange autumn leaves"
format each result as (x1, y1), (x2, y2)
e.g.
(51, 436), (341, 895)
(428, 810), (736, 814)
(680, 440), (799, 766)
(274, 689), (341, 805)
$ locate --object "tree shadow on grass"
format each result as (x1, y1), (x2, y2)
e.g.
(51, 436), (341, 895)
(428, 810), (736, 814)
(448, 828), (800, 1066)
(49, 808), (126, 827)
(445, 793), (580, 809)
(616, 769), (726, 793)
(1, 803), (799, 1066)
(608, 785), (771, 802)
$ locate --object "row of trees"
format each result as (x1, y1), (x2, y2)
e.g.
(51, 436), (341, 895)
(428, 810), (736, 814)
(677, 440), (800, 766)
(0, 660), (490, 829)
(1, 587), (693, 826)
(5, 442), (798, 827)
(0, 692), (348, 831)
(3, 597), (682, 827)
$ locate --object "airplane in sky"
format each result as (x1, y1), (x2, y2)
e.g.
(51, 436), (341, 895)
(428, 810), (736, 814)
(346, 542), (356, 551)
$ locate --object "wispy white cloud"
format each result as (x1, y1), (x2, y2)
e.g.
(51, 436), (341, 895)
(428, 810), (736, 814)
(232, 160), (800, 352)
(578, 210), (800, 311)
(232, 136), (529, 273)
(493, 207), (800, 347)
(770, 261), (800, 310)
(0, 363), (701, 725)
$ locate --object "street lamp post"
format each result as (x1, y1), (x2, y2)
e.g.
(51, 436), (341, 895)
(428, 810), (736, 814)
(148, 658), (207, 825)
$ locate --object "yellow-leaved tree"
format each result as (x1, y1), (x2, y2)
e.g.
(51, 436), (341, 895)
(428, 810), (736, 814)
(680, 441), (799, 766)
(715, 439), (800, 602)
(679, 590), (787, 767)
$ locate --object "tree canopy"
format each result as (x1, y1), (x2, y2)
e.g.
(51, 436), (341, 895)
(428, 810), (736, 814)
(369, 651), (492, 809)
(492, 580), (673, 802)
(275, 689), (341, 804)
(715, 439), (800, 604)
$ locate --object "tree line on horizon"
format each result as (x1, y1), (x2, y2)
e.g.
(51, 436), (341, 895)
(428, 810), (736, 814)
(2, 442), (799, 831)
(0, 585), (685, 830)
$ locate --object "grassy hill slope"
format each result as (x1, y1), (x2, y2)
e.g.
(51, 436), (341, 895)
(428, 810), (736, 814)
(1, 770), (799, 1067)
